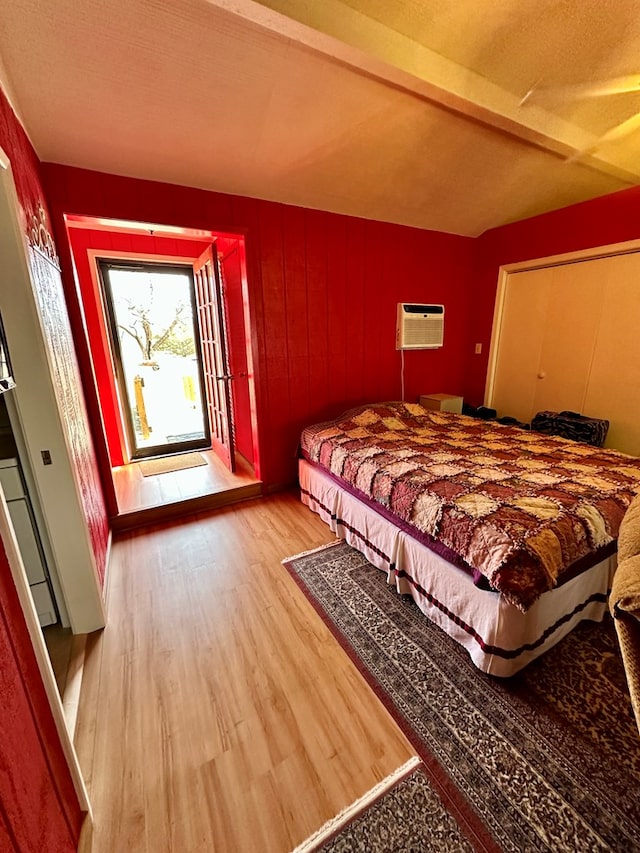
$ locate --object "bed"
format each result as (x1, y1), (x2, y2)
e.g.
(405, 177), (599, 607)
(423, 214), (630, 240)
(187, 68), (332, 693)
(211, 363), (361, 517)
(299, 401), (640, 676)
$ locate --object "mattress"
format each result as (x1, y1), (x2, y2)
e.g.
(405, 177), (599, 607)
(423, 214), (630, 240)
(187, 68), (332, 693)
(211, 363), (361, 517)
(300, 458), (616, 677)
(300, 402), (639, 611)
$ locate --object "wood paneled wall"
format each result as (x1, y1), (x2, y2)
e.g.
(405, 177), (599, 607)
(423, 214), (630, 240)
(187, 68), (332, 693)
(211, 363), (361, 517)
(0, 90), (109, 579)
(0, 538), (83, 851)
(43, 164), (476, 487)
(0, 86), (101, 853)
(220, 241), (255, 466)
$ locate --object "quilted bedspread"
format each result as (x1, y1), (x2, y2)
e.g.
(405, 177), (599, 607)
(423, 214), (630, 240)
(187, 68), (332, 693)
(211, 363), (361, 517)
(300, 402), (640, 611)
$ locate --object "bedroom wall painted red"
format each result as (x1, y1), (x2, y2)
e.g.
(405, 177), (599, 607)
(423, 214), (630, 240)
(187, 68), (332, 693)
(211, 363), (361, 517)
(464, 184), (640, 406)
(220, 242), (255, 465)
(0, 94), (46, 227)
(42, 164), (476, 487)
(0, 540), (84, 852)
(0, 89), (99, 853)
(0, 90), (109, 576)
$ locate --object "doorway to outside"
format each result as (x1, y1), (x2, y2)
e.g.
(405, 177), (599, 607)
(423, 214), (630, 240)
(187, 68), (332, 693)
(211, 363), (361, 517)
(65, 216), (262, 526)
(99, 260), (210, 460)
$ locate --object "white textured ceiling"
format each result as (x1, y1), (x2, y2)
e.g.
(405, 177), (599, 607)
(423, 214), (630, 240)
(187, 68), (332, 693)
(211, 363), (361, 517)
(1, 0), (639, 236)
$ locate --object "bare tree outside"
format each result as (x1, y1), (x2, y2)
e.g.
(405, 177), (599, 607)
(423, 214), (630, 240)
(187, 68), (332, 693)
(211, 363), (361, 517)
(117, 284), (196, 364)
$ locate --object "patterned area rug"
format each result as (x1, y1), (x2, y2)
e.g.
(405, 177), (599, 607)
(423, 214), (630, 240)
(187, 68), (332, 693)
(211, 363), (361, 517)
(284, 541), (640, 853)
(293, 758), (474, 853)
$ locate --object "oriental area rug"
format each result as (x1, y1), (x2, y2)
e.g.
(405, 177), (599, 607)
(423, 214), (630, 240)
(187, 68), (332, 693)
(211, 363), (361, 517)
(283, 541), (640, 853)
(293, 757), (474, 853)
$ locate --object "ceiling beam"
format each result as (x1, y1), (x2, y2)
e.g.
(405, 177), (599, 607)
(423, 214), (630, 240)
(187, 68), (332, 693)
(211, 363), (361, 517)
(207, 0), (639, 183)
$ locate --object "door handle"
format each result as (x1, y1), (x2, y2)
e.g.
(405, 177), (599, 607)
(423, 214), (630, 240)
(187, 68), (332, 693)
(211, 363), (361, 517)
(216, 374), (234, 381)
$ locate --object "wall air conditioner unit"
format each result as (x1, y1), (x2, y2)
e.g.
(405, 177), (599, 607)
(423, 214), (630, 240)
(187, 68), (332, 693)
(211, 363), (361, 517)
(396, 303), (444, 350)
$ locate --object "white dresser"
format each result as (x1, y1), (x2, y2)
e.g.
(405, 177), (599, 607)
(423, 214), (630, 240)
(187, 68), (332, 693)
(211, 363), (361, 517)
(0, 457), (57, 626)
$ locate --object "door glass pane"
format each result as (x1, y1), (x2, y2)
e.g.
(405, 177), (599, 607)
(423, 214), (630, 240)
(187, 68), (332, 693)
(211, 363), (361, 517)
(105, 266), (208, 457)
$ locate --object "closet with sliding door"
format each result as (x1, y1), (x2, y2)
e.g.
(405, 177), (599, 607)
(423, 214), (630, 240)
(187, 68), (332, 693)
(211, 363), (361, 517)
(486, 246), (640, 456)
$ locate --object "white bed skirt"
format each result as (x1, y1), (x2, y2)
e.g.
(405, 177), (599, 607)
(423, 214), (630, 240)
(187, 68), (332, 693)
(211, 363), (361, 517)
(299, 459), (616, 677)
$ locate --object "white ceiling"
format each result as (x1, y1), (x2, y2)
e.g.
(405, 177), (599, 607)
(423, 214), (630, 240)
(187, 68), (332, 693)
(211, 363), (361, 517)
(1, 0), (640, 236)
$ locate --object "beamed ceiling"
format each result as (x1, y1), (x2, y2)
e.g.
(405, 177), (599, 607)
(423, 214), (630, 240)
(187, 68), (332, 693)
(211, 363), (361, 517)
(1, 0), (640, 236)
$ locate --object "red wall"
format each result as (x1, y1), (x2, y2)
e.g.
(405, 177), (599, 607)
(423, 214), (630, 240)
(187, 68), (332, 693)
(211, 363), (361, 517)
(0, 540), (84, 851)
(0, 90), (89, 852)
(464, 184), (640, 406)
(0, 90), (109, 578)
(42, 164), (476, 487)
(220, 240), (255, 466)
(0, 94), (46, 232)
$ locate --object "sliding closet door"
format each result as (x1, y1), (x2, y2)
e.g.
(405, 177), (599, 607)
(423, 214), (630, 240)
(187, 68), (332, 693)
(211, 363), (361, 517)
(489, 248), (640, 455)
(491, 263), (602, 423)
(529, 260), (604, 416)
(583, 252), (640, 455)
(490, 268), (550, 423)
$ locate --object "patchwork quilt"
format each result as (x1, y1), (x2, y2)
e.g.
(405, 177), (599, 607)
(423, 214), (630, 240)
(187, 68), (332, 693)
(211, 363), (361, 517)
(300, 402), (640, 611)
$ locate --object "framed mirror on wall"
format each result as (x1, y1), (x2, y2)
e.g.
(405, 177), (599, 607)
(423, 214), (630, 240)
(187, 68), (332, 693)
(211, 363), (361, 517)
(0, 313), (15, 393)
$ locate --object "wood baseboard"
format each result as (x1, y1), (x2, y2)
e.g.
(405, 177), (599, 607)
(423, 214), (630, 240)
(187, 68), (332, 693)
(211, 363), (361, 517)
(64, 632), (88, 743)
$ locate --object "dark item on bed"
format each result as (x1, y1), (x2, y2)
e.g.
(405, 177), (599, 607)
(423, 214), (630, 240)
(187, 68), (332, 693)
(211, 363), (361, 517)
(497, 416), (530, 430)
(531, 410), (609, 447)
(301, 402), (640, 612)
(462, 402), (497, 420)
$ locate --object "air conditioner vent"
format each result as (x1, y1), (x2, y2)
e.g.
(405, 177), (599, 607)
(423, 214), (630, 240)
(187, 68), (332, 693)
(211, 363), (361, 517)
(396, 303), (444, 350)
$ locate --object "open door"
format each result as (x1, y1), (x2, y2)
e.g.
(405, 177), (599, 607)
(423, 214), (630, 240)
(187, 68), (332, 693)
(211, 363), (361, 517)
(194, 246), (235, 472)
(98, 260), (211, 460)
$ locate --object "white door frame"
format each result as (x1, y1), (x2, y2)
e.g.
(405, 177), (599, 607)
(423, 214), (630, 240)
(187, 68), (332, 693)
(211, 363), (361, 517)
(0, 491), (90, 812)
(0, 148), (106, 635)
(0, 146), (105, 814)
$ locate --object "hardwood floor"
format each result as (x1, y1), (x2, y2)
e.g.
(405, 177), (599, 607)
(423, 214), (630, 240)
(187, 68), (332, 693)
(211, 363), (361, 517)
(112, 450), (262, 530)
(76, 492), (414, 852)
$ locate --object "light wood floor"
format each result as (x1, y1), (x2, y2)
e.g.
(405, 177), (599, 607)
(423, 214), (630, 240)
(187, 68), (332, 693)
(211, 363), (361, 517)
(76, 492), (414, 852)
(112, 450), (262, 529)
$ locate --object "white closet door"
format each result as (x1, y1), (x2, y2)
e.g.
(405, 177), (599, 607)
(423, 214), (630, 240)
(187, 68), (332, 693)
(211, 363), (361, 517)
(583, 252), (640, 456)
(489, 248), (640, 455)
(490, 262), (602, 423)
(531, 260), (604, 417)
(491, 268), (550, 423)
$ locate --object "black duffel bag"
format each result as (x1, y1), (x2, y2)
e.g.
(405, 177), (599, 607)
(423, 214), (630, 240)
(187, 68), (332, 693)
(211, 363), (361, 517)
(530, 410), (609, 447)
